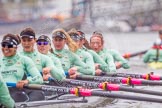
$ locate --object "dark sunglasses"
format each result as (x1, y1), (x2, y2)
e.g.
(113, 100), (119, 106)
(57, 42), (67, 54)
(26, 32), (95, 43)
(1, 43), (14, 48)
(37, 41), (49, 45)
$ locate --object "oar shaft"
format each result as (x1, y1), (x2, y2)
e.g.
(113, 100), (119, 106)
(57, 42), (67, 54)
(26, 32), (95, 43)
(91, 90), (162, 103)
(23, 84), (162, 103)
(141, 80), (162, 86)
(102, 73), (162, 81)
(76, 75), (121, 83)
(123, 50), (147, 58)
(64, 79), (99, 88)
(24, 84), (70, 94)
(62, 79), (162, 96)
(102, 73), (143, 79)
(119, 86), (162, 96)
(77, 75), (162, 86)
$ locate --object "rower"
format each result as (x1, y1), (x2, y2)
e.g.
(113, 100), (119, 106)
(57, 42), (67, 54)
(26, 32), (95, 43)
(143, 37), (162, 69)
(19, 28), (63, 81)
(36, 35), (66, 81)
(154, 29), (162, 45)
(51, 28), (89, 78)
(68, 29), (95, 75)
(90, 31), (130, 69)
(0, 73), (15, 108)
(76, 30), (115, 74)
(0, 34), (43, 102)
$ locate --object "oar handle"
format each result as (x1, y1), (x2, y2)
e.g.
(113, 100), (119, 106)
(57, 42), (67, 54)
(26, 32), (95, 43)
(6, 82), (17, 87)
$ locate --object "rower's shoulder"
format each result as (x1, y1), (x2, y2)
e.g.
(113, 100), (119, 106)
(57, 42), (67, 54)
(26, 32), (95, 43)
(18, 54), (34, 61)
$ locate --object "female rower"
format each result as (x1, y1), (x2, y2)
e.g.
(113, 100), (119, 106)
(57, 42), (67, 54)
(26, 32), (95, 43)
(154, 29), (162, 45)
(77, 30), (116, 73)
(51, 28), (90, 78)
(36, 35), (66, 80)
(143, 39), (162, 69)
(0, 34), (43, 102)
(0, 73), (15, 108)
(90, 31), (130, 69)
(19, 27), (64, 81)
(68, 30), (95, 75)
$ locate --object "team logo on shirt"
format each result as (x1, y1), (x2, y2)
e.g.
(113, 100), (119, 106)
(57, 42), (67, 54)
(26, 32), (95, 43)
(7, 60), (12, 63)
(36, 59), (41, 64)
(1, 70), (17, 75)
(16, 62), (21, 66)
(100, 56), (104, 58)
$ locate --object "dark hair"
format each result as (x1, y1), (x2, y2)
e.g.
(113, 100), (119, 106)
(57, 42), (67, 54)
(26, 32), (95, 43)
(159, 29), (162, 34)
(90, 31), (104, 45)
(20, 27), (35, 38)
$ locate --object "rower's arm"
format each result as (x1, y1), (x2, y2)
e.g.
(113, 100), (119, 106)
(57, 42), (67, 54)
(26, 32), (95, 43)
(42, 54), (66, 81)
(70, 52), (92, 75)
(105, 54), (116, 72)
(88, 50), (110, 72)
(23, 56), (43, 84)
(143, 50), (151, 63)
(110, 50), (130, 69)
(0, 74), (15, 108)
(81, 52), (95, 75)
(50, 55), (66, 80)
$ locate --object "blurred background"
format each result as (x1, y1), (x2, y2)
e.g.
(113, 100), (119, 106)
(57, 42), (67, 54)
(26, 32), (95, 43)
(1, 1), (162, 107)
(0, 0), (162, 34)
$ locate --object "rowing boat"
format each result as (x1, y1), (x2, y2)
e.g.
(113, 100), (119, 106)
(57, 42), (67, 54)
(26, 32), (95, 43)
(148, 62), (162, 69)
(15, 94), (115, 108)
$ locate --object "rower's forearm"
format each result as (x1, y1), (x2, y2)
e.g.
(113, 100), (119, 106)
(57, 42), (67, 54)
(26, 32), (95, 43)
(51, 68), (66, 81)
(77, 66), (95, 75)
(27, 75), (43, 84)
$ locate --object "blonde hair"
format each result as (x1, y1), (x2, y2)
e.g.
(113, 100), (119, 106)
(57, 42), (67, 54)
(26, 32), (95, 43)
(68, 28), (92, 49)
(52, 28), (78, 52)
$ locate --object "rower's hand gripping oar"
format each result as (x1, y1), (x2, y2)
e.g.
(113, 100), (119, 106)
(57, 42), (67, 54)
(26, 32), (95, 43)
(101, 72), (162, 81)
(6, 83), (162, 103)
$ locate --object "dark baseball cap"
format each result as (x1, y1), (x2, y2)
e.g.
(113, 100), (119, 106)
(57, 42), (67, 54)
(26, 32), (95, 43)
(2, 34), (19, 46)
(20, 28), (35, 39)
(69, 33), (81, 41)
(37, 35), (51, 43)
(77, 30), (85, 39)
(52, 31), (66, 39)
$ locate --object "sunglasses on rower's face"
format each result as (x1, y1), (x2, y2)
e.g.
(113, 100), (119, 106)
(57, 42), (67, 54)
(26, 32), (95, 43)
(37, 41), (49, 45)
(1, 43), (14, 48)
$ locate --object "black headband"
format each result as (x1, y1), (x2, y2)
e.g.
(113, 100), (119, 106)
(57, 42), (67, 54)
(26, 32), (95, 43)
(52, 31), (66, 39)
(2, 36), (18, 46)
